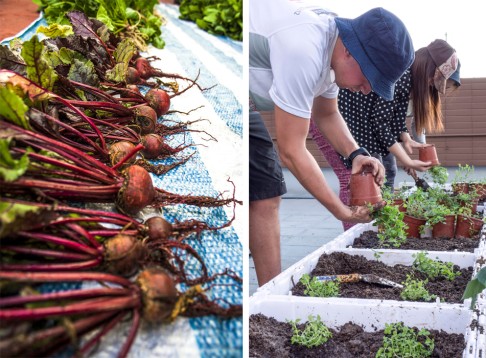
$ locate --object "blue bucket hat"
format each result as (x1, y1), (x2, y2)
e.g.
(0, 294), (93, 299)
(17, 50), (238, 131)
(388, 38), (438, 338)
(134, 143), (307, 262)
(335, 8), (414, 101)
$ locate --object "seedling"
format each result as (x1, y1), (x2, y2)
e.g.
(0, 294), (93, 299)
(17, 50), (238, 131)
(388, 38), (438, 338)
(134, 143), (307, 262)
(400, 275), (437, 302)
(412, 252), (460, 281)
(289, 315), (333, 348)
(299, 273), (340, 298)
(376, 322), (434, 358)
(371, 201), (407, 248)
(426, 165), (448, 185)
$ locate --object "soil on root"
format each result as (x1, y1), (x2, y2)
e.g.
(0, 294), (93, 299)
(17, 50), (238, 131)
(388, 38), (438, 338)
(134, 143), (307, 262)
(249, 314), (465, 358)
(290, 252), (472, 303)
(352, 230), (479, 252)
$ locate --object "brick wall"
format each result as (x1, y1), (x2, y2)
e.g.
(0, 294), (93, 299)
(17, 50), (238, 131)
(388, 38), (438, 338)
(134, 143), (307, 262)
(261, 77), (486, 167)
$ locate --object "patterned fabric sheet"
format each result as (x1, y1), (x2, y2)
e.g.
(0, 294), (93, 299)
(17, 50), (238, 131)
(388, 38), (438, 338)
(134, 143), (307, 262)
(2, 4), (243, 357)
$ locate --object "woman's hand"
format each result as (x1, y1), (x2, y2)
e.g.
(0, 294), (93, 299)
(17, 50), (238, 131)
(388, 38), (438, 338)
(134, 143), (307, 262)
(401, 132), (426, 154)
(351, 155), (385, 186)
(403, 159), (433, 172)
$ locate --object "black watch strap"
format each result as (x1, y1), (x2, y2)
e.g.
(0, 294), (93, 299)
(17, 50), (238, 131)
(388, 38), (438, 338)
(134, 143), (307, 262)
(344, 147), (371, 169)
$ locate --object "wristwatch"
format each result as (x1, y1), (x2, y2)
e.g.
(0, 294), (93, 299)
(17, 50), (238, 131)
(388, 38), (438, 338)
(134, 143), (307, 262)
(344, 147), (371, 169)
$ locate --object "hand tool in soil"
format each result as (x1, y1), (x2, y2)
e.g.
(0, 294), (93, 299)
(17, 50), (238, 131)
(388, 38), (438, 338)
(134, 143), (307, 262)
(315, 273), (403, 289)
(407, 169), (431, 191)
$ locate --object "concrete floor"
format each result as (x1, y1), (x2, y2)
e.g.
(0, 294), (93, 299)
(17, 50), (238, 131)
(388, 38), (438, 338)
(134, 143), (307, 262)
(249, 165), (486, 295)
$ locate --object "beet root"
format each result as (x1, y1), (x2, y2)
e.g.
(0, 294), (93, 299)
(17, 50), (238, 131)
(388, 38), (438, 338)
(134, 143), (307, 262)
(103, 234), (145, 277)
(133, 106), (157, 135)
(109, 141), (138, 167)
(126, 67), (142, 85)
(145, 88), (170, 117)
(116, 165), (155, 216)
(134, 57), (152, 80)
(145, 216), (174, 240)
(136, 267), (178, 323)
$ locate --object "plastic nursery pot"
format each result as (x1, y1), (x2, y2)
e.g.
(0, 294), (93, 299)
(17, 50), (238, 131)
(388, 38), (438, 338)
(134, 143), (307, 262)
(403, 215), (426, 239)
(455, 214), (484, 239)
(392, 199), (407, 213)
(432, 215), (456, 239)
(469, 183), (486, 201)
(419, 144), (440, 166)
(452, 182), (469, 195)
(349, 171), (382, 206)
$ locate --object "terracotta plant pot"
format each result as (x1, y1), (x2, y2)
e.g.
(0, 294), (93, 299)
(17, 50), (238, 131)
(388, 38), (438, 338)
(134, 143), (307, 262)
(455, 214), (484, 239)
(349, 171), (382, 206)
(403, 215), (426, 239)
(432, 215), (456, 238)
(419, 144), (440, 166)
(392, 199), (407, 213)
(469, 183), (486, 201)
(452, 182), (469, 195)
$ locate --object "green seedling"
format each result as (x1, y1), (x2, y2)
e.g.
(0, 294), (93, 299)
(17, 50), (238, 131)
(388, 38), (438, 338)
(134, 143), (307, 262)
(412, 252), (461, 281)
(371, 202), (407, 248)
(289, 315), (333, 348)
(400, 275), (437, 302)
(376, 322), (434, 358)
(300, 273), (340, 298)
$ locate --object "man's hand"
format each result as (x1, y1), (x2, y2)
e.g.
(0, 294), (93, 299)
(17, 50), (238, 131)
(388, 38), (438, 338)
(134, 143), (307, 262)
(351, 155), (385, 186)
(340, 201), (386, 223)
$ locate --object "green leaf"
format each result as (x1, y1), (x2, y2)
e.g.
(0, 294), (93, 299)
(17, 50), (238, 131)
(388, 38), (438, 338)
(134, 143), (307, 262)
(0, 201), (44, 239)
(0, 86), (30, 129)
(0, 45), (26, 74)
(0, 138), (30, 182)
(113, 38), (136, 65)
(21, 36), (58, 91)
(68, 58), (99, 87)
(37, 24), (74, 38)
(106, 63), (128, 83)
(96, 5), (115, 31)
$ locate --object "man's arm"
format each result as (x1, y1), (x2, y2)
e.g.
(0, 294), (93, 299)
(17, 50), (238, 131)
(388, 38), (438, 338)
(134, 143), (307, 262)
(311, 96), (385, 181)
(274, 105), (378, 223)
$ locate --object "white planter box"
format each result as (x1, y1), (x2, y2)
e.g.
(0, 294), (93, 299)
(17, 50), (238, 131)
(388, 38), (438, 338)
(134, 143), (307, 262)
(256, 247), (477, 302)
(250, 295), (479, 357)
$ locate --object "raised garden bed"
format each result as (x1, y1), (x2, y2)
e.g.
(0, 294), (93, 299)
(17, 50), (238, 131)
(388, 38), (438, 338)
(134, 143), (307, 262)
(353, 230), (480, 252)
(249, 296), (476, 358)
(250, 313), (465, 357)
(290, 252), (472, 303)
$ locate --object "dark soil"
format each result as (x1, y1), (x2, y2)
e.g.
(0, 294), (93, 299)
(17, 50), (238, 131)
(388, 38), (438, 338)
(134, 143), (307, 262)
(352, 230), (480, 252)
(249, 314), (466, 358)
(290, 252), (472, 303)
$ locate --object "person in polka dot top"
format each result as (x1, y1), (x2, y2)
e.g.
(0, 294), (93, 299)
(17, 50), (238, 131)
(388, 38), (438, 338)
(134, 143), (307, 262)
(309, 39), (460, 230)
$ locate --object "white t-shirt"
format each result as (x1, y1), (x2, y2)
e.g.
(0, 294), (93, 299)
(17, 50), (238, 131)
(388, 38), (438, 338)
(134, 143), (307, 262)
(249, 0), (339, 118)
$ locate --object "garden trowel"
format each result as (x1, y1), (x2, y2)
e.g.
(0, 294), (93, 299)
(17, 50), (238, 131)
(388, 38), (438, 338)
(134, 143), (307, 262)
(315, 273), (403, 289)
(408, 169), (431, 191)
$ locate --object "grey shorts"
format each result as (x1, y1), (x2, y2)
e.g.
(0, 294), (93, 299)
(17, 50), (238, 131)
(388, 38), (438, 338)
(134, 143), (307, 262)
(249, 111), (287, 201)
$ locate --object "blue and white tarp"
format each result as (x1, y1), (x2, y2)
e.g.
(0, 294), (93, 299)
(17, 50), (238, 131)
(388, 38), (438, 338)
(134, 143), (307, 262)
(2, 4), (243, 357)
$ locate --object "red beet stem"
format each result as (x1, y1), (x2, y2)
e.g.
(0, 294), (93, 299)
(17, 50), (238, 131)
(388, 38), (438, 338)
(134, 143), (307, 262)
(1, 246), (92, 261)
(0, 270), (133, 287)
(18, 231), (99, 256)
(0, 287), (132, 308)
(0, 259), (102, 272)
(0, 295), (138, 321)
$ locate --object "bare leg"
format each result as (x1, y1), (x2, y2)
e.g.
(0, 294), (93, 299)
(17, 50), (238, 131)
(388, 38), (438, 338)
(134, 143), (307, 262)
(249, 196), (282, 286)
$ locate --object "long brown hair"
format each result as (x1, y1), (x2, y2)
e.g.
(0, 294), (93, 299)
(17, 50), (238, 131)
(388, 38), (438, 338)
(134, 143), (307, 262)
(410, 47), (444, 134)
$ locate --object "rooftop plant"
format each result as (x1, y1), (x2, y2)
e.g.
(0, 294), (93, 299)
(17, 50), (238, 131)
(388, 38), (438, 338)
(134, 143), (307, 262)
(400, 275), (437, 302)
(299, 273), (340, 298)
(289, 315), (333, 348)
(376, 322), (434, 358)
(412, 252), (461, 281)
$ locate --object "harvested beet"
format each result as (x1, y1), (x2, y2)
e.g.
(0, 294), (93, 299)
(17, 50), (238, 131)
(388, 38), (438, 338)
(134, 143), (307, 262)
(145, 88), (170, 117)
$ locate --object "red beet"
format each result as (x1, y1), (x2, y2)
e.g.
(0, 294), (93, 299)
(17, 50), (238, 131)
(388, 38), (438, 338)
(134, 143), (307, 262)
(103, 234), (145, 276)
(134, 57), (152, 79)
(133, 105), (157, 134)
(145, 88), (170, 117)
(116, 165), (156, 216)
(109, 141), (138, 167)
(126, 67), (142, 84)
(145, 216), (173, 240)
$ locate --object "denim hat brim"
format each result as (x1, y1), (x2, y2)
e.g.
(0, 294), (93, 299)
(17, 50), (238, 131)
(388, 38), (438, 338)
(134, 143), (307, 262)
(336, 17), (395, 101)
(449, 61), (461, 86)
